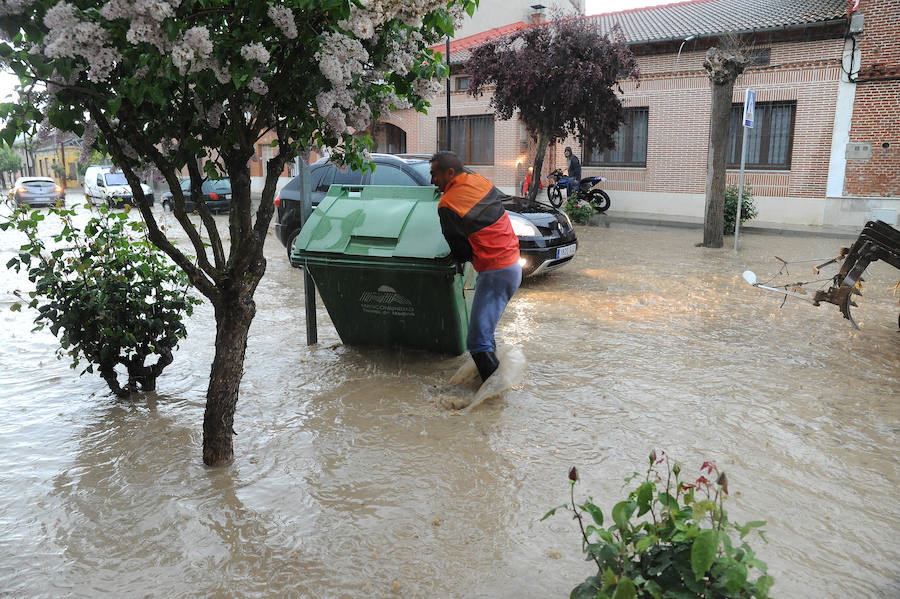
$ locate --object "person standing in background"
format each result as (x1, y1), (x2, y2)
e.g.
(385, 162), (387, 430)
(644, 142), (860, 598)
(564, 146), (581, 198)
(522, 166), (543, 196)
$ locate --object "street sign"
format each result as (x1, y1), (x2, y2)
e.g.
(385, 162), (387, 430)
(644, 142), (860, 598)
(743, 89), (756, 128)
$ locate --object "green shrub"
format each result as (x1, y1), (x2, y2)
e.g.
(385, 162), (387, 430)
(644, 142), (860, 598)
(564, 196), (594, 225)
(2, 204), (200, 397)
(544, 451), (773, 599)
(724, 184), (757, 235)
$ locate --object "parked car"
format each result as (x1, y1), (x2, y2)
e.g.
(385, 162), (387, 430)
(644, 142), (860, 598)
(274, 154), (578, 277)
(84, 166), (155, 207)
(160, 178), (232, 213)
(8, 176), (65, 208)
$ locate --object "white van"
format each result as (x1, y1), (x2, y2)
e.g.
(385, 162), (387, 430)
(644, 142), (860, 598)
(83, 165), (155, 207)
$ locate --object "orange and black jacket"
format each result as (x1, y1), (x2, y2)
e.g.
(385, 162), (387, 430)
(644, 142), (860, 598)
(437, 172), (520, 272)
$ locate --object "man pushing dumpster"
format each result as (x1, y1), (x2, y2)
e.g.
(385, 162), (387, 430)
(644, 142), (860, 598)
(429, 151), (522, 390)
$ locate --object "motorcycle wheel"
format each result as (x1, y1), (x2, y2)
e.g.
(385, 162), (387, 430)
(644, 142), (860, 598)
(589, 189), (610, 213)
(547, 185), (563, 208)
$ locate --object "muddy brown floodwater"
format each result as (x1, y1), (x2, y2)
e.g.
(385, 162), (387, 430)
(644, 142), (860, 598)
(1, 199), (898, 598)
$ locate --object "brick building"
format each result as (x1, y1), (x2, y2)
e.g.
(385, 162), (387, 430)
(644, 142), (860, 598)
(840, 0), (900, 213)
(380, 0), (899, 229)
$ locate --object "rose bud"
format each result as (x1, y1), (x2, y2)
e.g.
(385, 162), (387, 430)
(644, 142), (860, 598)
(569, 466), (579, 482)
(717, 472), (729, 495)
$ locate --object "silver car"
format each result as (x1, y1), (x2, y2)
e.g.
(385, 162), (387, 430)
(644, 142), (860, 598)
(9, 177), (65, 208)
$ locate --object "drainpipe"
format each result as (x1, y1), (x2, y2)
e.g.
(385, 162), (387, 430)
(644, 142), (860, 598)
(446, 36), (452, 152)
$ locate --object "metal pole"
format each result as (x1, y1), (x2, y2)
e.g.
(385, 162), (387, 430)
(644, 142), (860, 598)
(733, 128), (748, 251)
(297, 155), (317, 345)
(446, 36), (451, 152)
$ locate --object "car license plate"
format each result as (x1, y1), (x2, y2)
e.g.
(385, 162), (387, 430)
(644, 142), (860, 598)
(556, 244), (576, 259)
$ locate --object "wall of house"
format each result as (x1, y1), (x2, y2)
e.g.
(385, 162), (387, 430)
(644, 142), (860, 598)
(390, 35), (862, 227)
(33, 145), (79, 188)
(843, 0), (900, 205)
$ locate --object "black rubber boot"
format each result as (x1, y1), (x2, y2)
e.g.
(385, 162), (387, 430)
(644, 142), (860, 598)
(471, 351), (500, 382)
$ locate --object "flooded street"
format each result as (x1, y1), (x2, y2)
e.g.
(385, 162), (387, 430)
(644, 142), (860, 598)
(1, 198), (898, 598)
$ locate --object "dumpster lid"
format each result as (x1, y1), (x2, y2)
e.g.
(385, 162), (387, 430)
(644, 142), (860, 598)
(293, 185), (452, 260)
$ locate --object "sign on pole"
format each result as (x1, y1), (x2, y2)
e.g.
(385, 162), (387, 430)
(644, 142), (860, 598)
(743, 89), (756, 128)
(734, 89), (755, 251)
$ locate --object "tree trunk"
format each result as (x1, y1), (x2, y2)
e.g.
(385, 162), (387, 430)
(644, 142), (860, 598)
(702, 47), (747, 248)
(527, 132), (552, 202)
(203, 289), (257, 466)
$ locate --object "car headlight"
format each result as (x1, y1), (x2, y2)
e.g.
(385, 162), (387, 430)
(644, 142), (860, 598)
(508, 213), (539, 237)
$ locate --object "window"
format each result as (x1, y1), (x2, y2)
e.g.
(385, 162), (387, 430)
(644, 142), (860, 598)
(436, 114), (495, 165)
(455, 76), (470, 91)
(584, 107), (648, 166)
(310, 167), (331, 193)
(370, 164), (418, 186)
(370, 122), (407, 154)
(331, 167), (364, 186)
(727, 101), (795, 169)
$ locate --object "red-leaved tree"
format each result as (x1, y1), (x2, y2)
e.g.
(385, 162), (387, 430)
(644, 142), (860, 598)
(465, 17), (639, 201)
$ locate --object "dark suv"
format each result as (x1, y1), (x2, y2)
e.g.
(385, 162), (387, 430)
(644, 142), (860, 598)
(274, 154), (578, 277)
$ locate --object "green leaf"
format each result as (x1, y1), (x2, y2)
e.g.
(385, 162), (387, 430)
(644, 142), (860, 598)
(581, 500), (603, 526)
(10, 302), (22, 312)
(755, 574), (775, 596)
(658, 492), (678, 510)
(636, 481), (653, 516)
(635, 534), (657, 553)
(601, 568), (617, 590)
(690, 529), (718, 581)
(541, 504), (568, 521)
(611, 576), (635, 599)
(721, 563), (748, 594)
(570, 575), (603, 599)
(644, 580), (662, 599)
(612, 501), (630, 532)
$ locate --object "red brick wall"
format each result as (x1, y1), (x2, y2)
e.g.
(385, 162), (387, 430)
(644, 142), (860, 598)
(844, 0), (900, 197)
(375, 36), (848, 200)
(564, 38), (844, 199)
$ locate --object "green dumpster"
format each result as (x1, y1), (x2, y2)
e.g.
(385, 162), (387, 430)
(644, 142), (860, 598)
(290, 184), (476, 355)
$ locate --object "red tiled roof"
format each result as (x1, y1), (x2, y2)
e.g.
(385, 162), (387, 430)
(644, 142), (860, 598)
(429, 21), (532, 57)
(442, 0), (848, 64)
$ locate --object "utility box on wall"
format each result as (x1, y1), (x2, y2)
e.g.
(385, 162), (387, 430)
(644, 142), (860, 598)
(846, 142), (872, 160)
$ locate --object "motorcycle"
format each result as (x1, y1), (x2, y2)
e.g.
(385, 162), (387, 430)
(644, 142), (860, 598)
(545, 168), (610, 213)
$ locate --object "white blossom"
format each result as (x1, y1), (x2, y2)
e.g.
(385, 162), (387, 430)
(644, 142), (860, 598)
(43, 2), (121, 82)
(79, 120), (98, 163)
(412, 77), (442, 98)
(267, 5), (297, 39)
(248, 77), (268, 95)
(206, 102), (225, 127)
(171, 26), (213, 74)
(240, 42), (270, 64)
(0, 0), (34, 17)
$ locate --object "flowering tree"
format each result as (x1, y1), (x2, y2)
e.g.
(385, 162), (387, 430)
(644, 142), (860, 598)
(0, 0), (472, 466)
(465, 17), (639, 201)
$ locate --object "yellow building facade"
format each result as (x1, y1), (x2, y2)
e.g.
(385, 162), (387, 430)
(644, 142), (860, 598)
(33, 139), (80, 188)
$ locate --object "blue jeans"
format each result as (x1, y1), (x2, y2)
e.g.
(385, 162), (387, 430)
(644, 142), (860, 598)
(565, 178), (577, 198)
(467, 262), (522, 353)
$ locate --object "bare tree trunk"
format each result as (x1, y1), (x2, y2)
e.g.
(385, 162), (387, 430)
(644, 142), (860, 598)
(527, 132), (552, 202)
(702, 47), (747, 248)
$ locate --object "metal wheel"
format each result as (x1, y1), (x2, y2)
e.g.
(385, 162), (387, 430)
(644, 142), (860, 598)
(589, 189), (610, 213)
(547, 185), (563, 208)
